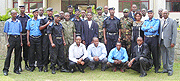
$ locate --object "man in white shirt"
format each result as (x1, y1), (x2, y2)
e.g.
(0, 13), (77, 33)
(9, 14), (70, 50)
(38, 7), (46, 19)
(141, 8), (148, 21)
(69, 36), (89, 73)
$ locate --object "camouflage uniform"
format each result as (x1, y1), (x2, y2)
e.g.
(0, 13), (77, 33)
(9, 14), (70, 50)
(60, 20), (75, 60)
(120, 17), (133, 55)
(93, 14), (105, 43)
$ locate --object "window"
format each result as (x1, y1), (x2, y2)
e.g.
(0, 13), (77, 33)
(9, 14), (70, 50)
(13, 0), (43, 13)
(119, 0), (149, 12)
(61, 0), (96, 12)
(166, 0), (180, 12)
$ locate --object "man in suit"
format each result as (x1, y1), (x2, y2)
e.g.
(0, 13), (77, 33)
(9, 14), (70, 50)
(128, 37), (153, 77)
(158, 10), (177, 76)
(128, 4), (137, 21)
(82, 13), (99, 47)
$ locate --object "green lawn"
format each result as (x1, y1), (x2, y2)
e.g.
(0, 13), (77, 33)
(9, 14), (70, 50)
(0, 60), (180, 81)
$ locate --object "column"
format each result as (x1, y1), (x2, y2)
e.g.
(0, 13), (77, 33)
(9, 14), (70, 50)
(154, 0), (166, 18)
(108, 0), (119, 17)
(18, 0), (24, 7)
(43, 0), (47, 8)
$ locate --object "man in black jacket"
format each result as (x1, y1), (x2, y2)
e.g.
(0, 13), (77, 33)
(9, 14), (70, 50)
(128, 37), (153, 77)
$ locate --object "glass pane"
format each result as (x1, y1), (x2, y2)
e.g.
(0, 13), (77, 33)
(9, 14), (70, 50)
(14, 3), (18, 8)
(25, 3), (28, 12)
(141, 2), (148, 10)
(132, 2), (140, 10)
(123, 2), (131, 11)
(133, 0), (148, 1)
(30, 3), (37, 9)
(119, 2), (122, 11)
(166, 2), (172, 11)
(172, 2), (180, 11)
(29, 0), (43, 2)
(24, 0), (28, 2)
(61, 1), (69, 12)
(37, 3), (43, 8)
(13, 0), (18, 2)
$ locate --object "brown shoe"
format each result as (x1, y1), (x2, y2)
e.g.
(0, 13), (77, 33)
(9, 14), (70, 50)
(120, 68), (125, 73)
(112, 67), (117, 72)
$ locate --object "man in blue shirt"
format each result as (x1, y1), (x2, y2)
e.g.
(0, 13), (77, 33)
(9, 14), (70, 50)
(141, 10), (160, 73)
(16, 5), (30, 72)
(26, 9), (43, 72)
(3, 10), (23, 76)
(87, 37), (107, 71)
(107, 42), (128, 72)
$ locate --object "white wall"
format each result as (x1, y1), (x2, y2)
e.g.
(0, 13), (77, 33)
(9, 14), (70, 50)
(0, 0), (13, 15)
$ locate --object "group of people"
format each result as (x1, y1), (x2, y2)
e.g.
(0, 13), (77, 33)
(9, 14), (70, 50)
(2, 4), (177, 77)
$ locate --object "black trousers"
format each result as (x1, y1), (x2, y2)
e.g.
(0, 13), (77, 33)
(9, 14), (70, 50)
(106, 34), (118, 55)
(20, 35), (29, 65)
(131, 57), (152, 74)
(144, 36), (159, 70)
(29, 36), (43, 67)
(49, 43), (65, 68)
(42, 35), (50, 66)
(69, 58), (89, 71)
(89, 58), (107, 70)
(3, 36), (21, 72)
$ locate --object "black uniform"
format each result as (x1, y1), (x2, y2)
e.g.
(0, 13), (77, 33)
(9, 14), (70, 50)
(71, 17), (83, 37)
(47, 22), (66, 70)
(103, 16), (121, 54)
(130, 43), (153, 75)
(40, 16), (54, 70)
(70, 14), (75, 20)
(16, 14), (30, 69)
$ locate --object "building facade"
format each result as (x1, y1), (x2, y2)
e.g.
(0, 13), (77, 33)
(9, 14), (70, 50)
(0, 0), (180, 21)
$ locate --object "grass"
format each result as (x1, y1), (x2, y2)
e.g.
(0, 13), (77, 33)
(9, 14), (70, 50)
(0, 60), (180, 81)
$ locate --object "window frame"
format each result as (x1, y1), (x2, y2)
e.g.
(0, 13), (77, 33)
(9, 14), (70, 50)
(166, 0), (180, 12)
(13, 0), (43, 13)
(119, 0), (149, 12)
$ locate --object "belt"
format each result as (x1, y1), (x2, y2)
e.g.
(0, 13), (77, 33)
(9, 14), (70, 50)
(30, 35), (41, 38)
(145, 35), (156, 37)
(56, 37), (62, 39)
(9, 35), (20, 38)
(21, 33), (27, 35)
(44, 33), (48, 35)
(76, 33), (81, 35)
(107, 32), (118, 35)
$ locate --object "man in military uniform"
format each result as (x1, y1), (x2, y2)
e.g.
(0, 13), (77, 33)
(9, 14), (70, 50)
(60, 12), (76, 62)
(103, 7), (121, 55)
(102, 6), (109, 19)
(39, 8), (54, 72)
(71, 9), (84, 37)
(48, 14), (68, 74)
(16, 5), (30, 71)
(68, 5), (75, 20)
(93, 6), (105, 43)
(120, 8), (133, 57)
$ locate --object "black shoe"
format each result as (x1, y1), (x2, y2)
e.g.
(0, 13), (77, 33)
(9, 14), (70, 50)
(19, 67), (22, 72)
(168, 71), (173, 76)
(80, 69), (85, 73)
(44, 66), (48, 72)
(139, 73), (147, 77)
(39, 67), (43, 72)
(52, 69), (56, 74)
(70, 69), (74, 73)
(25, 65), (30, 71)
(3, 70), (8, 76)
(14, 70), (21, 74)
(30, 67), (35, 72)
(55, 67), (60, 71)
(60, 67), (69, 72)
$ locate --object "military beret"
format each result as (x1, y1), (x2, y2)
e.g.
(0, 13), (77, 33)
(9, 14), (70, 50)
(46, 8), (53, 11)
(87, 6), (92, 9)
(108, 7), (115, 10)
(54, 14), (60, 17)
(96, 6), (103, 10)
(32, 9), (38, 13)
(148, 10), (153, 13)
(67, 5), (73, 8)
(19, 5), (25, 8)
(123, 8), (129, 13)
(75, 9), (80, 12)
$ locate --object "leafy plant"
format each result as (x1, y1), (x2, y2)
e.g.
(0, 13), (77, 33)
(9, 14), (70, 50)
(0, 8), (19, 21)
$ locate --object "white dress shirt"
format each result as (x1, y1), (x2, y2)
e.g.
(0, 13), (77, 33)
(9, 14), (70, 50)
(69, 42), (88, 63)
(88, 20), (92, 28)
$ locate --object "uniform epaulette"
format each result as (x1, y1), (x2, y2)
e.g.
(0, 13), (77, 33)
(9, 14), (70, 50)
(104, 17), (109, 21)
